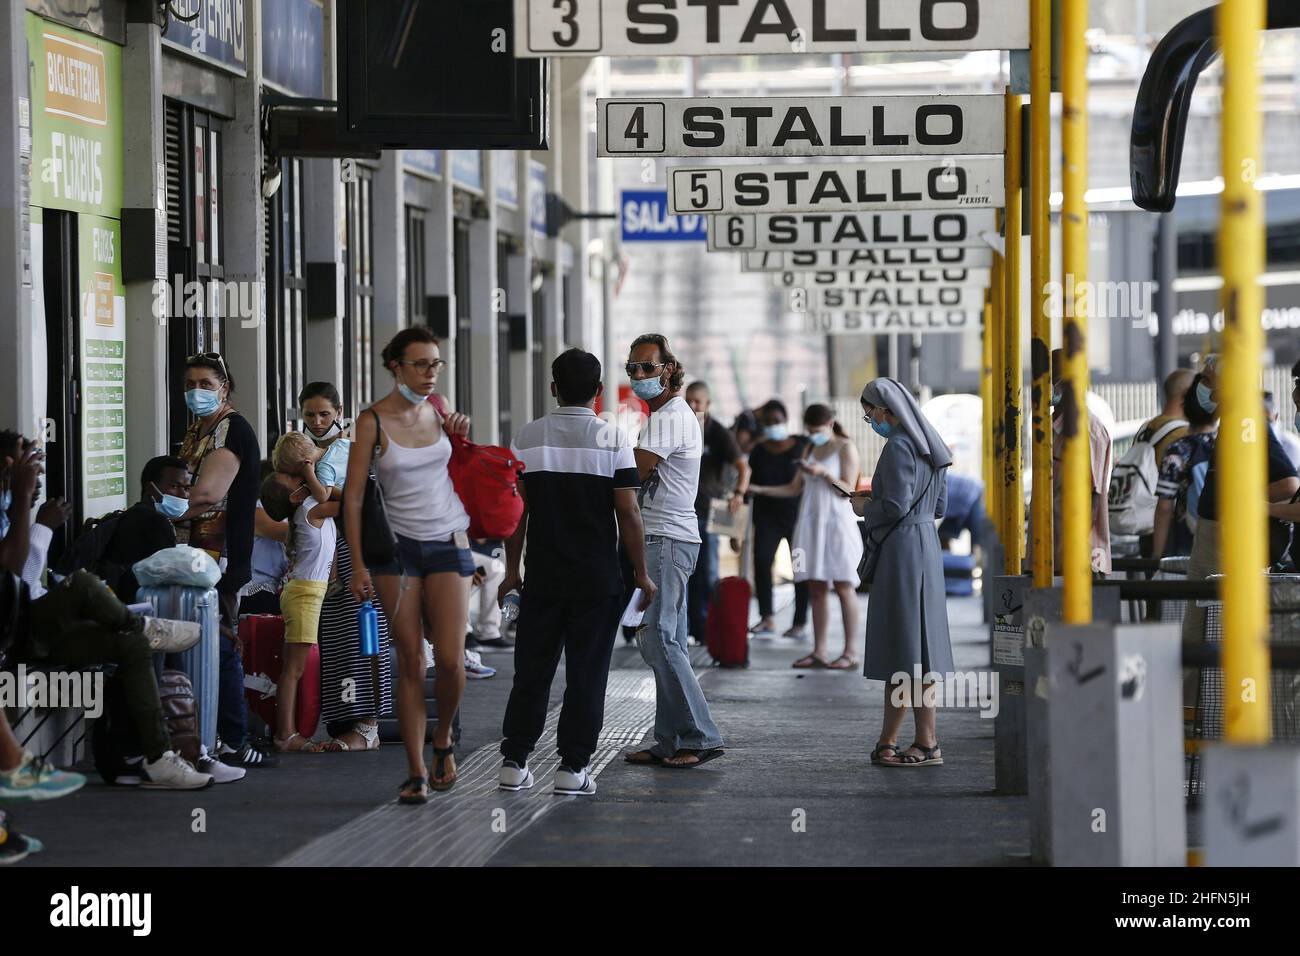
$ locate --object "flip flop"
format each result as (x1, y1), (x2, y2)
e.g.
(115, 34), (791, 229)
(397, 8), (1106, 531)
(662, 748), (724, 769)
(624, 749), (664, 766)
(792, 654), (831, 669)
(826, 655), (860, 670)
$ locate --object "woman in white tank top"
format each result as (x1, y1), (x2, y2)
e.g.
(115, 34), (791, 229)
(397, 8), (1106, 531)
(343, 328), (474, 803)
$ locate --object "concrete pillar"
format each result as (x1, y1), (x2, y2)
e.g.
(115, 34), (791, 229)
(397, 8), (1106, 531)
(371, 150), (405, 391)
(302, 157), (344, 392)
(0, 0), (35, 433)
(220, 0), (268, 454)
(559, 59), (591, 351)
(121, 21), (169, 491)
(468, 153), (500, 445)
(506, 227), (534, 429)
(425, 156), (455, 398)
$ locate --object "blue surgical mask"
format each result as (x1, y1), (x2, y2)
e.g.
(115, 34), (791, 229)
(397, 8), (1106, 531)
(397, 381), (426, 405)
(764, 424), (789, 442)
(1196, 381), (1217, 414)
(1051, 388), (1062, 407)
(1294, 410), (1300, 433)
(185, 387), (222, 416)
(631, 377), (666, 401)
(871, 419), (894, 439)
(809, 431), (831, 447)
(151, 483), (189, 519)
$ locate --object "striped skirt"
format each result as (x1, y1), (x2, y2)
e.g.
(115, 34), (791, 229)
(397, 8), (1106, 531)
(318, 534), (393, 724)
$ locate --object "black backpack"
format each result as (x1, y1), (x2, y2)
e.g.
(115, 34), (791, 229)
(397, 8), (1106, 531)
(52, 511), (126, 591)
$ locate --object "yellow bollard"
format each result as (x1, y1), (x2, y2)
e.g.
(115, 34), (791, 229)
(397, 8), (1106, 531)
(1030, 0), (1054, 587)
(1217, 0), (1271, 743)
(1060, 0), (1092, 624)
(991, 239), (1006, 549)
(1003, 90), (1025, 576)
(981, 289), (995, 517)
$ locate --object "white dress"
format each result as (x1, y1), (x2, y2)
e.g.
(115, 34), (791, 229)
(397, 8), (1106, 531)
(792, 441), (864, 586)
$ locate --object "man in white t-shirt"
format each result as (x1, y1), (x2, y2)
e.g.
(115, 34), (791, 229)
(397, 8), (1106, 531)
(622, 334), (725, 770)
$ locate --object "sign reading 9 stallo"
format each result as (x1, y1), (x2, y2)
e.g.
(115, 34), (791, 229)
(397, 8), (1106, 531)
(515, 0), (1030, 56)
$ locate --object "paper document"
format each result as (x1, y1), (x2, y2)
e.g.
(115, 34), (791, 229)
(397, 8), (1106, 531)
(621, 589), (647, 628)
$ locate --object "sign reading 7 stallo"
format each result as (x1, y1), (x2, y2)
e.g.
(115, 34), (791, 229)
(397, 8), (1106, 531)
(515, 0), (1030, 56)
(708, 210), (997, 250)
(741, 248), (994, 270)
(771, 266), (993, 287)
(668, 158), (1003, 216)
(598, 95), (1004, 157)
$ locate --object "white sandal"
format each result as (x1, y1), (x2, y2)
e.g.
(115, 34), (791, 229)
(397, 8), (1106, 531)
(326, 721), (380, 752)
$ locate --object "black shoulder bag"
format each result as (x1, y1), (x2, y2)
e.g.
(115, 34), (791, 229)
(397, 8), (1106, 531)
(360, 409), (399, 568)
(857, 468), (939, 588)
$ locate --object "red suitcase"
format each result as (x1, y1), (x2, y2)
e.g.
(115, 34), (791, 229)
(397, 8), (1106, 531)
(705, 577), (750, 668)
(239, 614), (321, 739)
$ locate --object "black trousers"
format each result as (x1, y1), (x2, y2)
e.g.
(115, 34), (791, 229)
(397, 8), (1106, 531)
(500, 589), (623, 770)
(752, 517), (809, 625)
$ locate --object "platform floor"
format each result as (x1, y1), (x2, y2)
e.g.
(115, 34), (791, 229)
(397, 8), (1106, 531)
(16, 589), (1031, 867)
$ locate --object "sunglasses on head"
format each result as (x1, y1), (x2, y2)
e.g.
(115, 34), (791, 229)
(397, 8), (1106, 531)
(625, 361), (664, 377)
(187, 351), (229, 382)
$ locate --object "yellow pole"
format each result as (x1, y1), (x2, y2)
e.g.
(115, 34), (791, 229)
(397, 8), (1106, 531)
(1217, 0), (1270, 743)
(991, 240), (1006, 548)
(1003, 90), (1024, 576)
(981, 289), (994, 511)
(1030, 0), (1054, 587)
(1061, 0), (1091, 624)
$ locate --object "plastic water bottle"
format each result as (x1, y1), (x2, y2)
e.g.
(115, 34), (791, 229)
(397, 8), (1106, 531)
(358, 600), (380, 657)
(500, 590), (521, 624)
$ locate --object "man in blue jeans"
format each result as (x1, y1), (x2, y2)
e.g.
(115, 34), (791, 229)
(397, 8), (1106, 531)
(622, 334), (725, 769)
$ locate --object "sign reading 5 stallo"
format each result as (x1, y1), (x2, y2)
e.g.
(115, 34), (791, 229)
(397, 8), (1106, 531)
(598, 95), (1004, 157)
(515, 0), (1030, 56)
(708, 210), (996, 250)
(741, 247), (994, 270)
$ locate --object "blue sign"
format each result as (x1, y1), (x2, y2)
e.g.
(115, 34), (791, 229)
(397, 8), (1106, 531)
(620, 190), (707, 243)
(403, 150), (443, 180)
(162, 0), (248, 76)
(530, 160), (548, 238)
(494, 152), (519, 208)
(451, 151), (483, 193)
(261, 0), (323, 97)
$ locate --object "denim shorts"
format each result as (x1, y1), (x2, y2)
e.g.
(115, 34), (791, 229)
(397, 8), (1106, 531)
(371, 534), (475, 578)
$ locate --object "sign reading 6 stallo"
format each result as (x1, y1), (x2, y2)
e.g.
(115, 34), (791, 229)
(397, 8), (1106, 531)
(515, 0), (1030, 57)
(707, 210), (996, 250)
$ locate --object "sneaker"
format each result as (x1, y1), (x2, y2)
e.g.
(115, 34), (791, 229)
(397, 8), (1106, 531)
(141, 616), (202, 653)
(215, 739), (280, 769)
(464, 649), (496, 680)
(196, 745), (245, 783)
(141, 751), (213, 790)
(111, 756), (146, 787)
(554, 765), (596, 796)
(0, 813), (44, 865)
(498, 760), (534, 791)
(0, 752), (86, 803)
(476, 632), (515, 651)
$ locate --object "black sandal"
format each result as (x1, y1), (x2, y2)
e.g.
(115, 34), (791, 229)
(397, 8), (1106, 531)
(870, 742), (903, 765)
(430, 745), (457, 791)
(398, 775), (429, 804)
(887, 742), (944, 768)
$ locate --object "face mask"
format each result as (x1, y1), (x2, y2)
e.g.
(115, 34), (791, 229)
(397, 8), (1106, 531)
(397, 381), (426, 405)
(151, 484), (189, 520)
(631, 377), (665, 401)
(1294, 410), (1300, 433)
(809, 431), (831, 447)
(309, 421), (342, 447)
(871, 419), (894, 439)
(1050, 388), (1062, 408)
(1196, 380), (1218, 414)
(185, 387), (222, 416)
(764, 424), (789, 442)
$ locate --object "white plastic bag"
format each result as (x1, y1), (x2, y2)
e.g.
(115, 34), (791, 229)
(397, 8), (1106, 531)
(132, 545), (222, 589)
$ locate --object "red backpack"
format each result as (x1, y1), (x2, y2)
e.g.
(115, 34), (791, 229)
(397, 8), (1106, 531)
(429, 394), (526, 539)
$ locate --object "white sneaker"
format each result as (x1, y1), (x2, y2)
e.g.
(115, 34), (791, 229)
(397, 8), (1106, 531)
(554, 765), (596, 796)
(498, 760), (534, 791)
(196, 745), (245, 783)
(141, 751), (213, 790)
(142, 617), (202, 653)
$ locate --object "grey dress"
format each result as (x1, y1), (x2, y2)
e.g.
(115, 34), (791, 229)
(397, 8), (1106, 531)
(862, 433), (954, 681)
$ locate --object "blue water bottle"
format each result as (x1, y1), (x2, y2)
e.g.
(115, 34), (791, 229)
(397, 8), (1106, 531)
(358, 600), (380, 657)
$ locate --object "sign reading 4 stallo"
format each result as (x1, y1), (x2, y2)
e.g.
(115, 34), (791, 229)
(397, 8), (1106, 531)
(515, 0), (1030, 57)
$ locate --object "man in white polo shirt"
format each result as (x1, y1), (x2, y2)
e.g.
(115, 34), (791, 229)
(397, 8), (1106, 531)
(622, 334), (725, 770)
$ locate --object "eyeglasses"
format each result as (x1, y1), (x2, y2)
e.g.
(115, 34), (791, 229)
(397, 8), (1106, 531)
(399, 359), (447, 373)
(625, 362), (664, 377)
(187, 351), (229, 382)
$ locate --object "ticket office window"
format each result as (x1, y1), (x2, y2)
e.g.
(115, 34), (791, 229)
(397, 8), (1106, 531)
(265, 156), (306, 445)
(406, 207), (428, 328)
(343, 168), (376, 414)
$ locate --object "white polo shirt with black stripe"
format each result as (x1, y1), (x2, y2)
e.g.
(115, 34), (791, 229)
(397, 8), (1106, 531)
(511, 406), (640, 601)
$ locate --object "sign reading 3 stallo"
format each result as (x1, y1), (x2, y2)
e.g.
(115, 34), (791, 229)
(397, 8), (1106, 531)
(668, 157), (1003, 215)
(802, 309), (981, 334)
(790, 285), (986, 311)
(597, 95), (1004, 157)
(741, 247), (994, 270)
(515, 0), (1030, 57)
(772, 266), (991, 287)
(708, 210), (996, 250)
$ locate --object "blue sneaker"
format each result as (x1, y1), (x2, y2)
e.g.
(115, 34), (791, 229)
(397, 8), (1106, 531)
(464, 649), (496, 680)
(0, 752), (86, 803)
(0, 812), (44, 864)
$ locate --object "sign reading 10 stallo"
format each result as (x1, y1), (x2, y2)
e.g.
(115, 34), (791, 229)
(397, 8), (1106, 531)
(514, 0), (1030, 57)
(802, 309), (981, 334)
(598, 95), (1004, 158)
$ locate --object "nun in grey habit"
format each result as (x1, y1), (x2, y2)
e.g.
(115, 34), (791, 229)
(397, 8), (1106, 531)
(854, 378), (953, 767)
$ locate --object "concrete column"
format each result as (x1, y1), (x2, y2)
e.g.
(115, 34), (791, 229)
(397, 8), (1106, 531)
(506, 226), (534, 430)
(220, 0), (268, 454)
(559, 59), (591, 351)
(468, 153), (500, 445)
(0, 0), (34, 433)
(426, 156), (455, 393)
(302, 157), (344, 391)
(371, 149), (405, 390)
(121, 21), (168, 492)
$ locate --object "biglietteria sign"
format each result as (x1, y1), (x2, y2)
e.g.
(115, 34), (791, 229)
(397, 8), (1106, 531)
(515, 0), (1030, 56)
(708, 210), (995, 250)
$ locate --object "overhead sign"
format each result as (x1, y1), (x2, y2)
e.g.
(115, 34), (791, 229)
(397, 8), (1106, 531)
(801, 309), (981, 335)
(451, 151), (484, 193)
(790, 285), (986, 311)
(261, 0), (323, 97)
(621, 189), (708, 242)
(515, 0), (1030, 57)
(530, 160), (549, 238)
(403, 150), (443, 180)
(742, 247), (994, 270)
(668, 157), (1002, 216)
(772, 267), (991, 287)
(708, 210), (996, 251)
(161, 0), (248, 76)
(598, 95), (1004, 158)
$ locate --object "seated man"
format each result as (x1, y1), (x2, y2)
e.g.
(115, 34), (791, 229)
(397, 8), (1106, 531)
(99, 456), (191, 604)
(0, 431), (217, 790)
